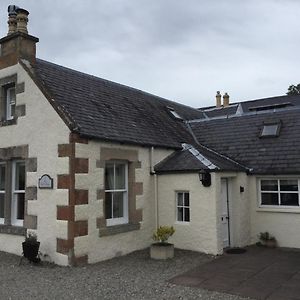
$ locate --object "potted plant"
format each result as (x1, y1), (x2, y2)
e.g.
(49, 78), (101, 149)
(150, 226), (175, 260)
(22, 232), (41, 263)
(258, 231), (277, 248)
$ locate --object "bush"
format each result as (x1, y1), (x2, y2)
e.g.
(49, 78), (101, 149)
(152, 226), (175, 243)
(259, 231), (275, 242)
(24, 232), (38, 244)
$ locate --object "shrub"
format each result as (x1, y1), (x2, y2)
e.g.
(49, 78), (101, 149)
(259, 231), (275, 242)
(152, 226), (175, 243)
(24, 232), (38, 244)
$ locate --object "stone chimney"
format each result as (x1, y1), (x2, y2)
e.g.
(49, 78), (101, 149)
(216, 91), (221, 108)
(0, 5), (39, 69)
(223, 92), (230, 107)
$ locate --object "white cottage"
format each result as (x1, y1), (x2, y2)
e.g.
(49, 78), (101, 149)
(0, 5), (299, 266)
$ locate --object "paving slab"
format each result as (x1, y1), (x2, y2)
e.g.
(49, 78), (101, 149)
(171, 246), (300, 300)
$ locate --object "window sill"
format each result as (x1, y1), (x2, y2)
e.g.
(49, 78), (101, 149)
(0, 224), (26, 236)
(257, 207), (300, 214)
(175, 221), (190, 225)
(99, 223), (141, 237)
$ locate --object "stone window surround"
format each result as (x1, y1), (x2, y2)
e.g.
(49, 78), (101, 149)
(96, 147), (143, 237)
(0, 145), (37, 236)
(0, 74), (26, 126)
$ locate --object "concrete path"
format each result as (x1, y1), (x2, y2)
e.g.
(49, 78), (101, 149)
(170, 246), (300, 300)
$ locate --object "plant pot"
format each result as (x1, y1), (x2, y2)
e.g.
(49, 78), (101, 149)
(150, 243), (174, 260)
(263, 239), (277, 248)
(22, 241), (40, 262)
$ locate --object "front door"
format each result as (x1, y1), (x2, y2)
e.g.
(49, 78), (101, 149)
(221, 178), (230, 248)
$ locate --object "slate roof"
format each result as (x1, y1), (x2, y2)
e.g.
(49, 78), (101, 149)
(31, 59), (205, 149)
(23, 58), (300, 175)
(155, 143), (247, 174)
(240, 95), (300, 113)
(201, 105), (238, 118)
(189, 107), (300, 174)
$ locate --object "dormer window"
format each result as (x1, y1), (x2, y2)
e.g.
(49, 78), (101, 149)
(5, 85), (16, 120)
(260, 121), (281, 138)
(167, 106), (182, 120)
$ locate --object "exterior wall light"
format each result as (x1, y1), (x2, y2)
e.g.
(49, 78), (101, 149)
(199, 170), (211, 187)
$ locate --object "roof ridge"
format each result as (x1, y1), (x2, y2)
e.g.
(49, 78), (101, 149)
(182, 143), (218, 170)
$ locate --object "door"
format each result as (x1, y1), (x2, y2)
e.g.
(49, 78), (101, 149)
(221, 178), (230, 248)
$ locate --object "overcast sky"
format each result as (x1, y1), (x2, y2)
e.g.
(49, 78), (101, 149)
(0, 1), (299, 107)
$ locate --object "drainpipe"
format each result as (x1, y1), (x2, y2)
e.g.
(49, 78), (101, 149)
(150, 147), (159, 229)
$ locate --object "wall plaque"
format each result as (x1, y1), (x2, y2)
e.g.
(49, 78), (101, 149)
(38, 174), (53, 189)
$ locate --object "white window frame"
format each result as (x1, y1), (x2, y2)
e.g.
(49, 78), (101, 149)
(11, 160), (25, 227)
(105, 161), (128, 226)
(259, 178), (300, 209)
(0, 163), (5, 225)
(176, 191), (190, 223)
(6, 86), (16, 121)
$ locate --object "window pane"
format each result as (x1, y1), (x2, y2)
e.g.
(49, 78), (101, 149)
(9, 87), (16, 105)
(261, 180), (278, 191)
(105, 192), (113, 219)
(281, 193), (299, 206)
(105, 164), (114, 190)
(15, 162), (25, 190)
(115, 164), (125, 189)
(280, 180), (298, 192)
(261, 193), (279, 205)
(261, 124), (278, 136)
(177, 207), (183, 221)
(113, 192), (124, 218)
(16, 193), (25, 220)
(184, 208), (190, 222)
(0, 194), (4, 218)
(184, 193), (190, 206)
(177, 193), (183, 206)
(0, 165), (5, 191)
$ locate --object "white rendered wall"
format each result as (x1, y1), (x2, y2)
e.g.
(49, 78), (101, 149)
(157, 173), (220, 255)
(74, 142), (172, 263)
(0, 63), (70, 265)
(250, 175), (300, 248)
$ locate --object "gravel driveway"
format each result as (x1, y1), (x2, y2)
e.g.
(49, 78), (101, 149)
(0, 249), (249, 300)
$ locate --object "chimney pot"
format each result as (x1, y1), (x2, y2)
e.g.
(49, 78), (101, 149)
(216, 91), (222, 107)
(7, 5), (18, 35)
(223, 92), (230, 107)
(16, 7), (29, 34)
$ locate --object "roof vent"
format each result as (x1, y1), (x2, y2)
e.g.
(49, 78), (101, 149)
(249, 102), (292, 112)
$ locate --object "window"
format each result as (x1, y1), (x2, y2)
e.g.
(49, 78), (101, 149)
(176, 192), (190, 222)
(260, 179), (299, 207)
(105, 162), (128, 226)
(0, 160), (25, 227)
(11, 161), (25, 226)
(5, 85), (16, 120)
(167, 106), (183, 120)
(260, 121), (281, 137)
(0, 164), (5, 224)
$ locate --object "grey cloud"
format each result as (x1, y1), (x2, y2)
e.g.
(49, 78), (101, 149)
(0, 0), (300, 107)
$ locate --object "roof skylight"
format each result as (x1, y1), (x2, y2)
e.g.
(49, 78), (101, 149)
(260, 121), (281, 137)
(167, 106), (182, 120)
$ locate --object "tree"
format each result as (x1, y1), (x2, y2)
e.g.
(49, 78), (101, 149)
(287, 84), (300, 95)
